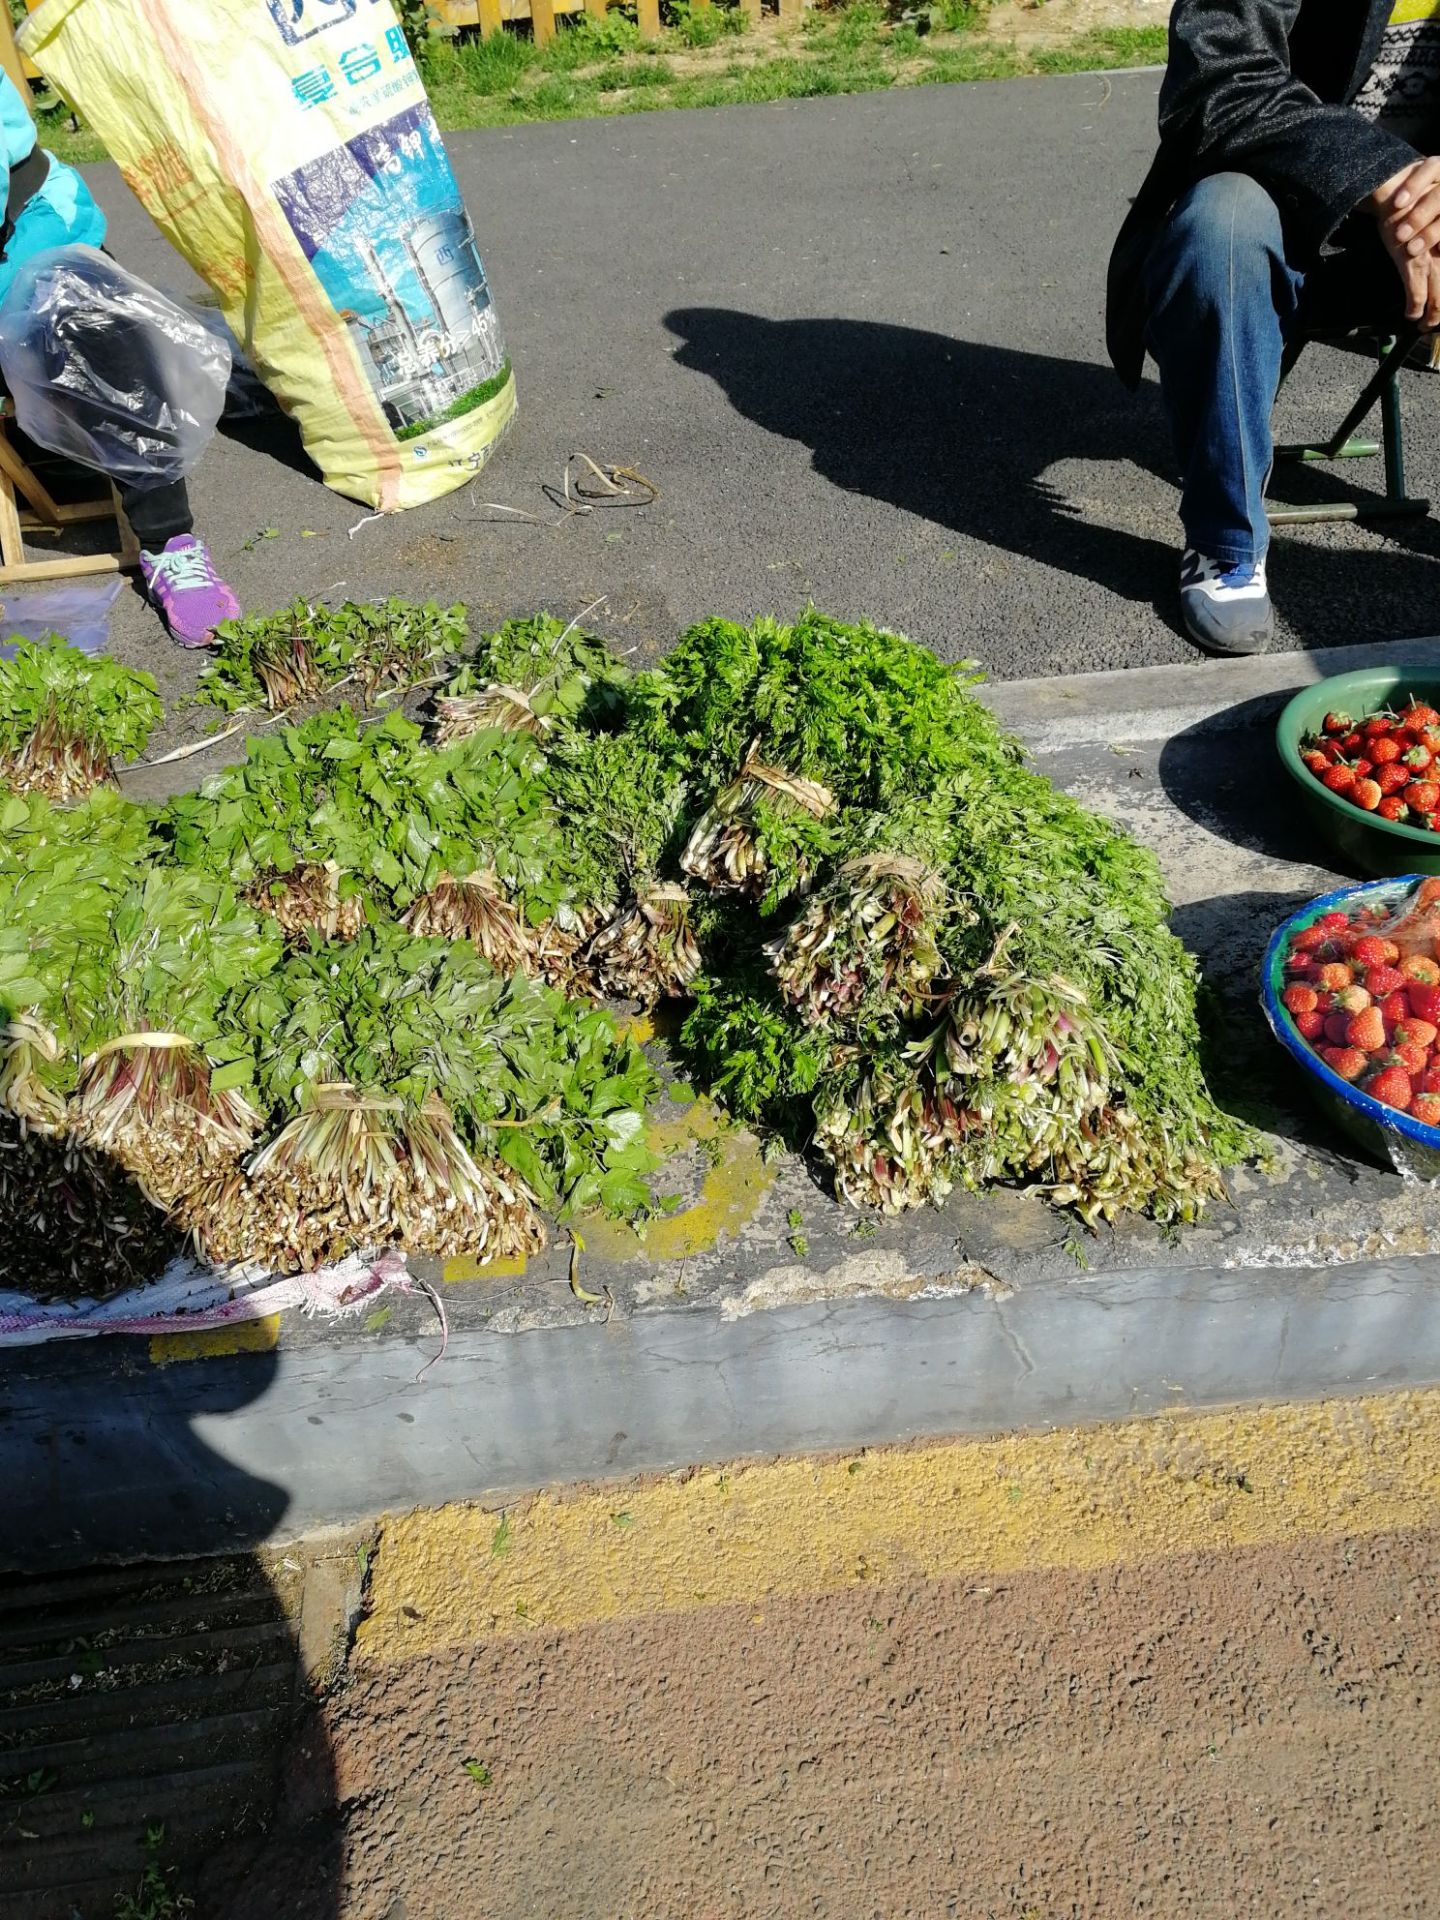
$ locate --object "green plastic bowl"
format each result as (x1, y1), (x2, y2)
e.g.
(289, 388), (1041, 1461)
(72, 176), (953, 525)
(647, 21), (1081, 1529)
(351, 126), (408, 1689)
(1276, 666), (1440, 877)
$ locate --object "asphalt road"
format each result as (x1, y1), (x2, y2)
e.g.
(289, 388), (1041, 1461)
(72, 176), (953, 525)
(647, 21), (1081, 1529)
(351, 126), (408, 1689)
(82, 69), (1440, 686)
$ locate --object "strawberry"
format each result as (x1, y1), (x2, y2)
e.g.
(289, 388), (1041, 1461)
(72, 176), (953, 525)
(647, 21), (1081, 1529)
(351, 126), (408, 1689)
(1381, 988), (1412, 1025)
(1351, 777), (1383, 811)
(1317, 912), (1351, 931)
(1420, 1065), (1440, 1096)
(1379, 796), (1410, 822)
(1377, 763), (1411, 795)
(1282, 984), (1319, 1015)
(1291, 925), (1329, 953)
(1370, 736), (1403, 765)
(1353, 758), (1375, 778)
(1323, 711), (1353, 735)
(1363, 713), (1395, 736)
(1325, 1013), (1354, 1047)
(1405, 744), (1435, 772)
(1365, 1064), (1413, 1111)
(1316, 962), (1356, 991)
(1351, 934), (1396, 967)
(1402, 954), (1440, 986)
(1390, 1040), (1430, 1076)
(1364, 964), (1406, 998)
(1337, 984), (1373, 1013)
(1411, 1093), (1440, 1129)
(1322, 1046), (1368, 1082)
(1392, 1016), (1437, 1051)
(1294, 1009), (1325, 1042)
(1341, 731), (1366, 755)
(1322, 765), (1357, 794)
(1406, 780), (1440, 813)
(1301, 748), (1331, 776)
(1407, 980), (1440, 1025)
(1403, 703), (1440, 730)
(1347, 1005), (1387, 1051)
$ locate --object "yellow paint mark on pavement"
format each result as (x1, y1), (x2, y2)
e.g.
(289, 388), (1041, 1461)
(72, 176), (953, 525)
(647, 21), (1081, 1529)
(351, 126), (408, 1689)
(443, 1252), (528, 1283)
(149, 1315), (281, 1367)
(357, 1391), (1440, 1662)
(580, 1098), (773, 1264)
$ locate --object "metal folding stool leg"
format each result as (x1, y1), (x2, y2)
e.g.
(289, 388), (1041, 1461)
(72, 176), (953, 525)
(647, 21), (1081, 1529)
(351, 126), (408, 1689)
(1270, 328), (1430, 526)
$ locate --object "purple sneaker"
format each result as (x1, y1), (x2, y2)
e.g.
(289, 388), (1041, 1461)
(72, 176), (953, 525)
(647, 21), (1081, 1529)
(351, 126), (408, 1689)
(138, 535), (241, 649)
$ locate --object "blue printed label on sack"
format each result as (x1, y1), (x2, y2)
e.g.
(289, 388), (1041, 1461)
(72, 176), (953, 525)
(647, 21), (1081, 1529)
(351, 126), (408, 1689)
(267, 0), (372, 48)
(273, 103), (510, 440)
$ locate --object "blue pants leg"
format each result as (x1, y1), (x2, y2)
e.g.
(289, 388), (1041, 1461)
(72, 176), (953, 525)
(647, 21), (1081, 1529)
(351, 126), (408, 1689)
(1143, 172), (1305, 568)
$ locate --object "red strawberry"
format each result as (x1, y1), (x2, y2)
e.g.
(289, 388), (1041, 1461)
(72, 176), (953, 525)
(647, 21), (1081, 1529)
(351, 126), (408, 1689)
(1370, 736), (1403, 765)
(1316, 962), (1356, 991)
(1364, 964), (1406, 998)
(1406, 780), (1440, 813)
(1301, 749), (1330, 776)
(1403, 703), (1440, 730)
(1322, 1046), (1368, 1082)
(1341, 731), (1366, 755)
(1393, 1016), (1437, 1051)
(1317, 912), (1351, 931)
(1405, 744), (1435, 771)
(1365, 1064), (1413, 1111)
(1420, 1066), (1440, 1096)
(1291, 925), (1329, 953)
(1379, 797), (1410, 822)
(1347, 1005), (1387, 1051)
(1401, 954), (1440, 986)
(1325, 1012), (1354, 1047)
(1407, 981), (1440, 1025)
(1377, 763), (1411, 795)
(1390, 1040), (1430, 1076)
(1323, 711), (1353, 735)
(1363, 713), (1395, 736)
(1351, 934), (1395, 967)
(1411, 1093), (1440, 1128)
(1381, 988), (1412, 1025)
(1282, 984), (1319, 1015)
(1352, 778), (1383, 811)
(1294, 1009), (1326, 1042)
(1322, 765), (1357, 794)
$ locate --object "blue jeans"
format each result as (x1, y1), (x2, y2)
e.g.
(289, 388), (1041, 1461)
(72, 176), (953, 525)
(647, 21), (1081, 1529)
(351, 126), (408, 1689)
(1143, 171), (1399, 568)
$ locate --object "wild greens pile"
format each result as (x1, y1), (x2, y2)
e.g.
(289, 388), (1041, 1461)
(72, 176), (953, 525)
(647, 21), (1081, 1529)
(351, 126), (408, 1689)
(196, 596), (467, 712)
(0, 639), (160, 802)
(0, 607), (1253, 1297)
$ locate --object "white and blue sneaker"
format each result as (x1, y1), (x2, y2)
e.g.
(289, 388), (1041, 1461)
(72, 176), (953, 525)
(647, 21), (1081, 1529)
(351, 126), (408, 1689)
(1178, 548), (1274, 656)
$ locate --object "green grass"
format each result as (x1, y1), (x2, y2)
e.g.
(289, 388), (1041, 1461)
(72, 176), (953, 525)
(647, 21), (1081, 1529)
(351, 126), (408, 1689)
(394, 361), (514, 439)
(37, 5), (1167, 165)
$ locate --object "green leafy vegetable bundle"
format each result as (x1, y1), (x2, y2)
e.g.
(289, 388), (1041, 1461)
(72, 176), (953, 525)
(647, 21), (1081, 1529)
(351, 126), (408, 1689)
(655, 614), (1254, 1226)
(189, 927), (659, 1272)
(196, 596), (467, 713)
(434, 612), (630, 743)
(0, 639), (161, 803)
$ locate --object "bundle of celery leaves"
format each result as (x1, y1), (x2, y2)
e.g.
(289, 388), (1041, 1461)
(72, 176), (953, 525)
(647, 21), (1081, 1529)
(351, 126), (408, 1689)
(0, 610), (1254, 1298)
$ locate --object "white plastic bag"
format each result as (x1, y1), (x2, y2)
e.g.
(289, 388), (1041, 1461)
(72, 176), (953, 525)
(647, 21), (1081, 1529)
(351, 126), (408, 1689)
(0, 245), (230, 486)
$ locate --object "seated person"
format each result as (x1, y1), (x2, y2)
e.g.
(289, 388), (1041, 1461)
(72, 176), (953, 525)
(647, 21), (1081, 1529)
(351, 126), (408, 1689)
(1108, 0), (1440, 655)
(0, 70), (239, 646)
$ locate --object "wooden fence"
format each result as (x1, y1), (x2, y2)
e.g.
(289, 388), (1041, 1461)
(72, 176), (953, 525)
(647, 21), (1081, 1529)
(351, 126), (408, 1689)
(427, 0), (802, 50)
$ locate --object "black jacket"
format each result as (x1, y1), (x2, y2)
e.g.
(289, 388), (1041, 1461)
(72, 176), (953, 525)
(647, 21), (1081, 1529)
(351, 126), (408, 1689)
(1107, 0), (1419, 385)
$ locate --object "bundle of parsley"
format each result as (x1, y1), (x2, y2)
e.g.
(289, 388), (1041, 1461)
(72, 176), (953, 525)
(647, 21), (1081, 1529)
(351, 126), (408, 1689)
(0, 639), (161, 803)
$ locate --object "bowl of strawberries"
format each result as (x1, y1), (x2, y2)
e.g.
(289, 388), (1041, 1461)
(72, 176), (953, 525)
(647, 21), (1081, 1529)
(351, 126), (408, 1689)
(1277, 669), (1440, 875)
(1263, 874), (1440, 1175)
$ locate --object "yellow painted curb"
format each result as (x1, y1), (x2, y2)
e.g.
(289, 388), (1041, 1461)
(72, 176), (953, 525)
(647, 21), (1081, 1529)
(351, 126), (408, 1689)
(149, 1315), (281, 1367)
(356, 1390), (1440, 1664)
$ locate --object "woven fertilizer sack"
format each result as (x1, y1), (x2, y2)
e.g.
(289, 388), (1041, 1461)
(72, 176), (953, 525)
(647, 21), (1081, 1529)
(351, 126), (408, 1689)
(23, 0), (516, 510)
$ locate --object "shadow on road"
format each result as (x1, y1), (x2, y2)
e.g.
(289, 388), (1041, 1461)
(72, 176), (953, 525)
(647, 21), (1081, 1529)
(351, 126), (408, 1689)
(664, 309), (1440, 650)
(3, 1345), (343, 1920)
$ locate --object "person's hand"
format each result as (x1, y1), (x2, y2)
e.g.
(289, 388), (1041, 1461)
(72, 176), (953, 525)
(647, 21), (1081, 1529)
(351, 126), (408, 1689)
(1381, 156), (1440, 259)
(1374, 165), (1440, 326)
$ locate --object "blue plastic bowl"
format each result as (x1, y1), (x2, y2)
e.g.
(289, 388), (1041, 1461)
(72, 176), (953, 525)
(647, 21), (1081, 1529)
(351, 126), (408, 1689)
(1261, 877), (1440, 1175)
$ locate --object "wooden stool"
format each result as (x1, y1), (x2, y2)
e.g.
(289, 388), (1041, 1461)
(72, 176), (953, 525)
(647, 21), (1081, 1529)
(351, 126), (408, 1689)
(0, 399), (140, 585)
